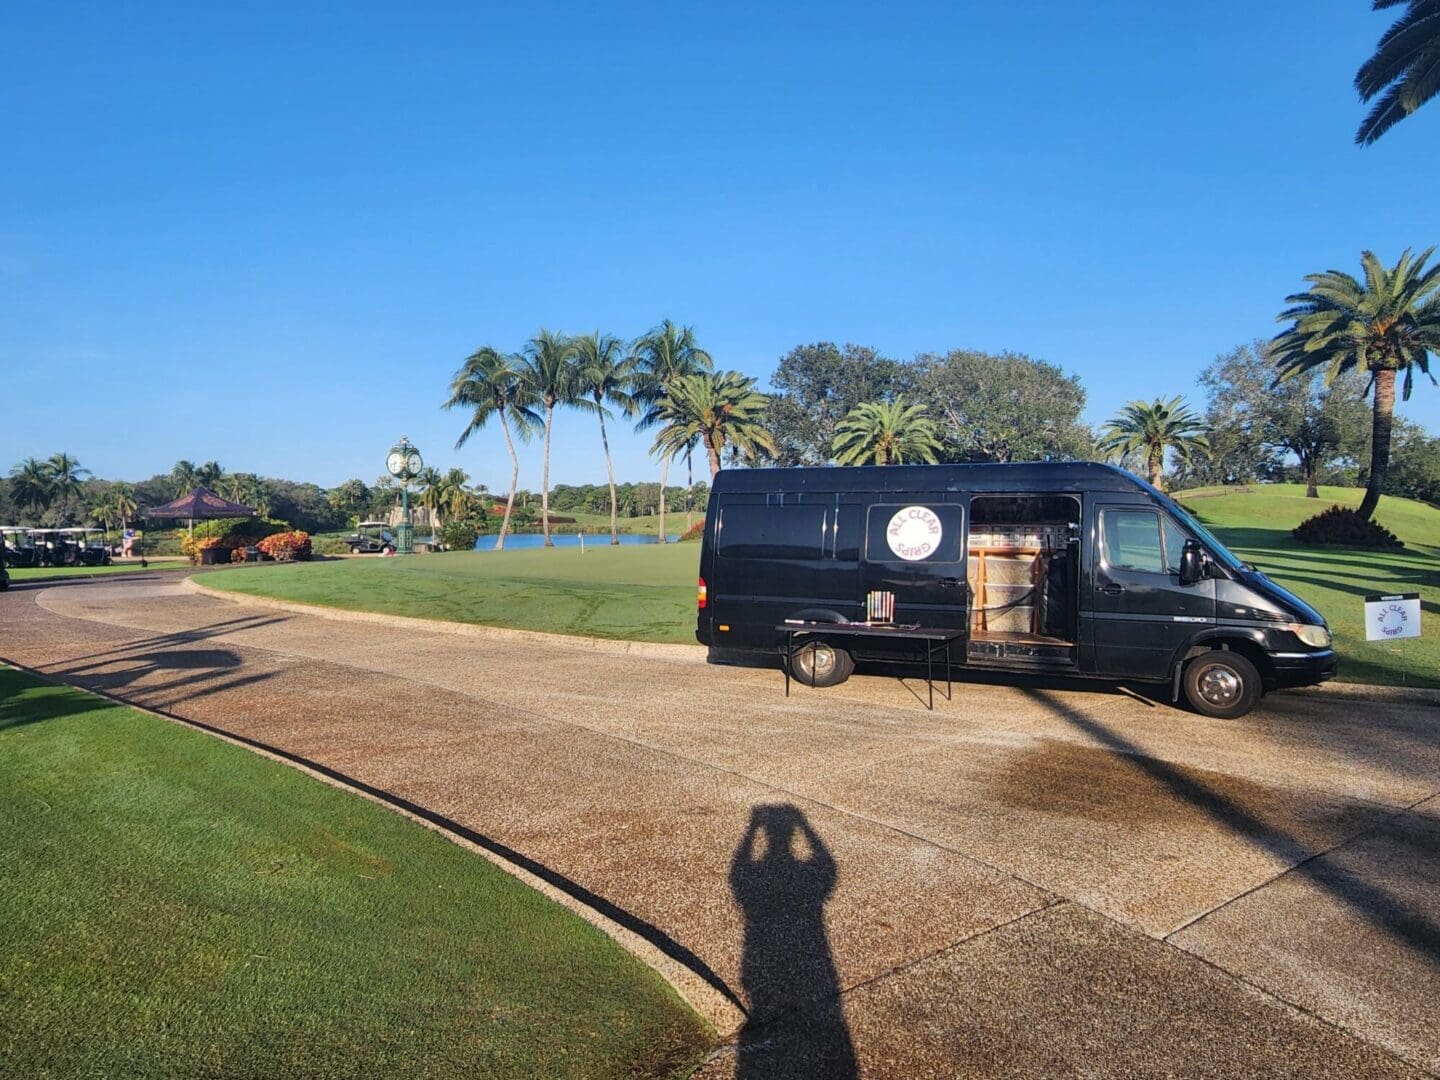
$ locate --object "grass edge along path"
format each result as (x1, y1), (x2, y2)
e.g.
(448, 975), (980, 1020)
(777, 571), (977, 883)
(6, 558), (189, 583)
(208, 543), (702, 644)
(0, 666), (714, 1078)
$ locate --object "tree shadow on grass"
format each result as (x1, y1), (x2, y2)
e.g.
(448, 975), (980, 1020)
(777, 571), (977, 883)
(729, 804), (857, 1079)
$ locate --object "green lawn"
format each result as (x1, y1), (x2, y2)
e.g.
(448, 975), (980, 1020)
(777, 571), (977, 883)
(209, 544), (702, 643)
(207, 485), (1440, 687)
(1175, 484), (1440, 688)
(6, 557), (190, 582)
(0, 667), (711, 1077)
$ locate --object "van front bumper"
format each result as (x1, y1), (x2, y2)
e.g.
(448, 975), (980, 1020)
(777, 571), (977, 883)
(1268, 648), (1337, 688)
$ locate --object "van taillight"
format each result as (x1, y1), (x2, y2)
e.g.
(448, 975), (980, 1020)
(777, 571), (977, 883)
(697, 577), (708, 609)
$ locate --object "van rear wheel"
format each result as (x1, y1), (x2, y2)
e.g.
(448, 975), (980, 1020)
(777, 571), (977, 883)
(1183, 651), (1261, 719)
(789, 641), (854, 688)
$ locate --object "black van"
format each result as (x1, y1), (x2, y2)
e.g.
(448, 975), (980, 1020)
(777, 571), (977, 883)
(696, 462), (1336, 718)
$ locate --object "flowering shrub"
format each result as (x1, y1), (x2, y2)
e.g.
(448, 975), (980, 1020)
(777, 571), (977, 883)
(183, 533), (255, 564)
(678, 519), (705, 543)
(257, 530), (312, 562)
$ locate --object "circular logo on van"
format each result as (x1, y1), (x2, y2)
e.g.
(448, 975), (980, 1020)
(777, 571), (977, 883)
(886, 505), (942, 561)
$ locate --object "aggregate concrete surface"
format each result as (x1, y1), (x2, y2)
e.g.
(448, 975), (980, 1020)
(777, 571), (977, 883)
(2, 573), (1436, 1077)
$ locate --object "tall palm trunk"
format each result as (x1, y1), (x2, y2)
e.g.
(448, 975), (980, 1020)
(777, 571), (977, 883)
(541, 396), (555, 547)
(497, 409), (519, 551)
(657, 457), (669, 544)
(705, 433), (723, 478)
(1358, 368), (1396, 520)
(685, 445), (694, 531)
(1147, 446), (1163, 489)
(596, 401), (620, 545)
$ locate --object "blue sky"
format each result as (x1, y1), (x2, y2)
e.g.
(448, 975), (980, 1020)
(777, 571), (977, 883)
(3, 2), (1438, 492)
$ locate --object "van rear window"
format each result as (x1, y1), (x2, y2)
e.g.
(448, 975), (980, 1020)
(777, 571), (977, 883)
(717, 506), (828, 560)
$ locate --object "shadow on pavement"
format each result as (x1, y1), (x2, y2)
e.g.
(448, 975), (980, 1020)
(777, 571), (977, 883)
(729, 804), (857, 1079)
(1025, 687), (1440, 962)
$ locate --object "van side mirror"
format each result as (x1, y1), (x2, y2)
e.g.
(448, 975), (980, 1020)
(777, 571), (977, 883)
(1178, 539), (1206, 586)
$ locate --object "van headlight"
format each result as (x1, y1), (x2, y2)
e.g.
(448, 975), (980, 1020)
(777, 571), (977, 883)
(1286, 623), (1331, 649)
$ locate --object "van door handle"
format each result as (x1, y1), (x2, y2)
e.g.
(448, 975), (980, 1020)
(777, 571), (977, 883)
(1100, 583), (1125, 595)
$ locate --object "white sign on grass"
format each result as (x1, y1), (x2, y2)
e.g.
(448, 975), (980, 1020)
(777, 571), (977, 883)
(1364, 593), (1421, 641)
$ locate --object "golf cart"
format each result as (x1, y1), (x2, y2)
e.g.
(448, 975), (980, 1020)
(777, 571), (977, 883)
(344, 521), (397, 555)
(28, 529), (78, 567)
(1, 527), (40, 568)
(63, 527), (113, 567)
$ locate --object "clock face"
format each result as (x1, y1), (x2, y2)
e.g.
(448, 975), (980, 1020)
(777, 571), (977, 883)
(406, 452), (423, 476)
(386, 451), (405, 477)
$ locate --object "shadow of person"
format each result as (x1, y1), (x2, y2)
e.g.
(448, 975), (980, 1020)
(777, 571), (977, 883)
(730, 804), (857, 1079)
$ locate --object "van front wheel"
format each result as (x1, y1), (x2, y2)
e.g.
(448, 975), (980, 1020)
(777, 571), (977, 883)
(1183, 651), (1261, 719)
(789, 641), (854, 688)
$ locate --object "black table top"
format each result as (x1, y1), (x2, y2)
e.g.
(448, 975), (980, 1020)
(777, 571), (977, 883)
(775, 622), (964, 641)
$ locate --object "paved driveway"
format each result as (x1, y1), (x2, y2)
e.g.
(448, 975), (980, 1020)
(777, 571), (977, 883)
(3, 574), (1437, 1077)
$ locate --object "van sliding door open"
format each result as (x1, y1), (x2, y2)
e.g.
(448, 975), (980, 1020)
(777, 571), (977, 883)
(966, 495), (1081, 668)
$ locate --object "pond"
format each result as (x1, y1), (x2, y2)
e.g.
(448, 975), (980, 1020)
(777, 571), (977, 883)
(472, 532), (680, 551)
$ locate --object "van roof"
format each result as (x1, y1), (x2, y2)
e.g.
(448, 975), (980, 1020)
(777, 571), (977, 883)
(710, 460), (1151, 496)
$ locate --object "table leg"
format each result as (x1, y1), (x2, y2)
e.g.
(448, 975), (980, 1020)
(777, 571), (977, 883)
(927, 640), (934, 710)
(783, 632), (792, 697)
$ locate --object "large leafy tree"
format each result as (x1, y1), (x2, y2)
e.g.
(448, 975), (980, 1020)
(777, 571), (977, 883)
(1191, 342), (1369, 493)
(327, 479), (372, 523)
(1272, 248), (1440, 519)
(520, 329), (589, 548)
(445, 346), (540, 549)
(831, 398), (941, 465)
(632, 321), (713, 541)
(1355, 0), (1440, 144)
(1098, 397), (1209, 489)
(46, 452), (91, 525)
(9, 457), (53, 519)
(649, 371), (775, 480)
(197, 461), (225, 488)
(573, 331), (638, 545)
(767, 343), (905, 465)
(903, 350), (1093, 464)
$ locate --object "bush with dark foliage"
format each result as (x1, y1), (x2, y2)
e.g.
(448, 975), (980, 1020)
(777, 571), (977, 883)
(1292, 505), (1403, 549)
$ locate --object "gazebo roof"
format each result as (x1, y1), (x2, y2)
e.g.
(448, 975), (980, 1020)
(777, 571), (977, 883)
(141, 486), (258, 520)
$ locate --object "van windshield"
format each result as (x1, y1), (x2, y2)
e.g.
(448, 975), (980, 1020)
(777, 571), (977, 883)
(1165, 498), (1246, 572)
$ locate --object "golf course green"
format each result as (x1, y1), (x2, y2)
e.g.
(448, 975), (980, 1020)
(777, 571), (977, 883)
(206, 485), (1440, 688)
(0, 667), (712, 1077)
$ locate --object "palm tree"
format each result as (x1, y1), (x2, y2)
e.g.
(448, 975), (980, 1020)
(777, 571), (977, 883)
(1098, 397), (1209, 490)
(197, 461), (225, 488)
(8, 457), (53, 519)
(831, 398), (942, 466)
(414, 467), (442, 534)
(445, 346), (540, 550)
(46, 452), (91, 525)
(1272, 247), (1440, 519)
(650, 371), (776, 480)
(1355, 1), (1440, 144)
(170, 460), (198, 497)
(573, 331), (638, 544)
(111, 484), (138, 532)
(632, 321), (713, 542)
(520, 329), (588, 548)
